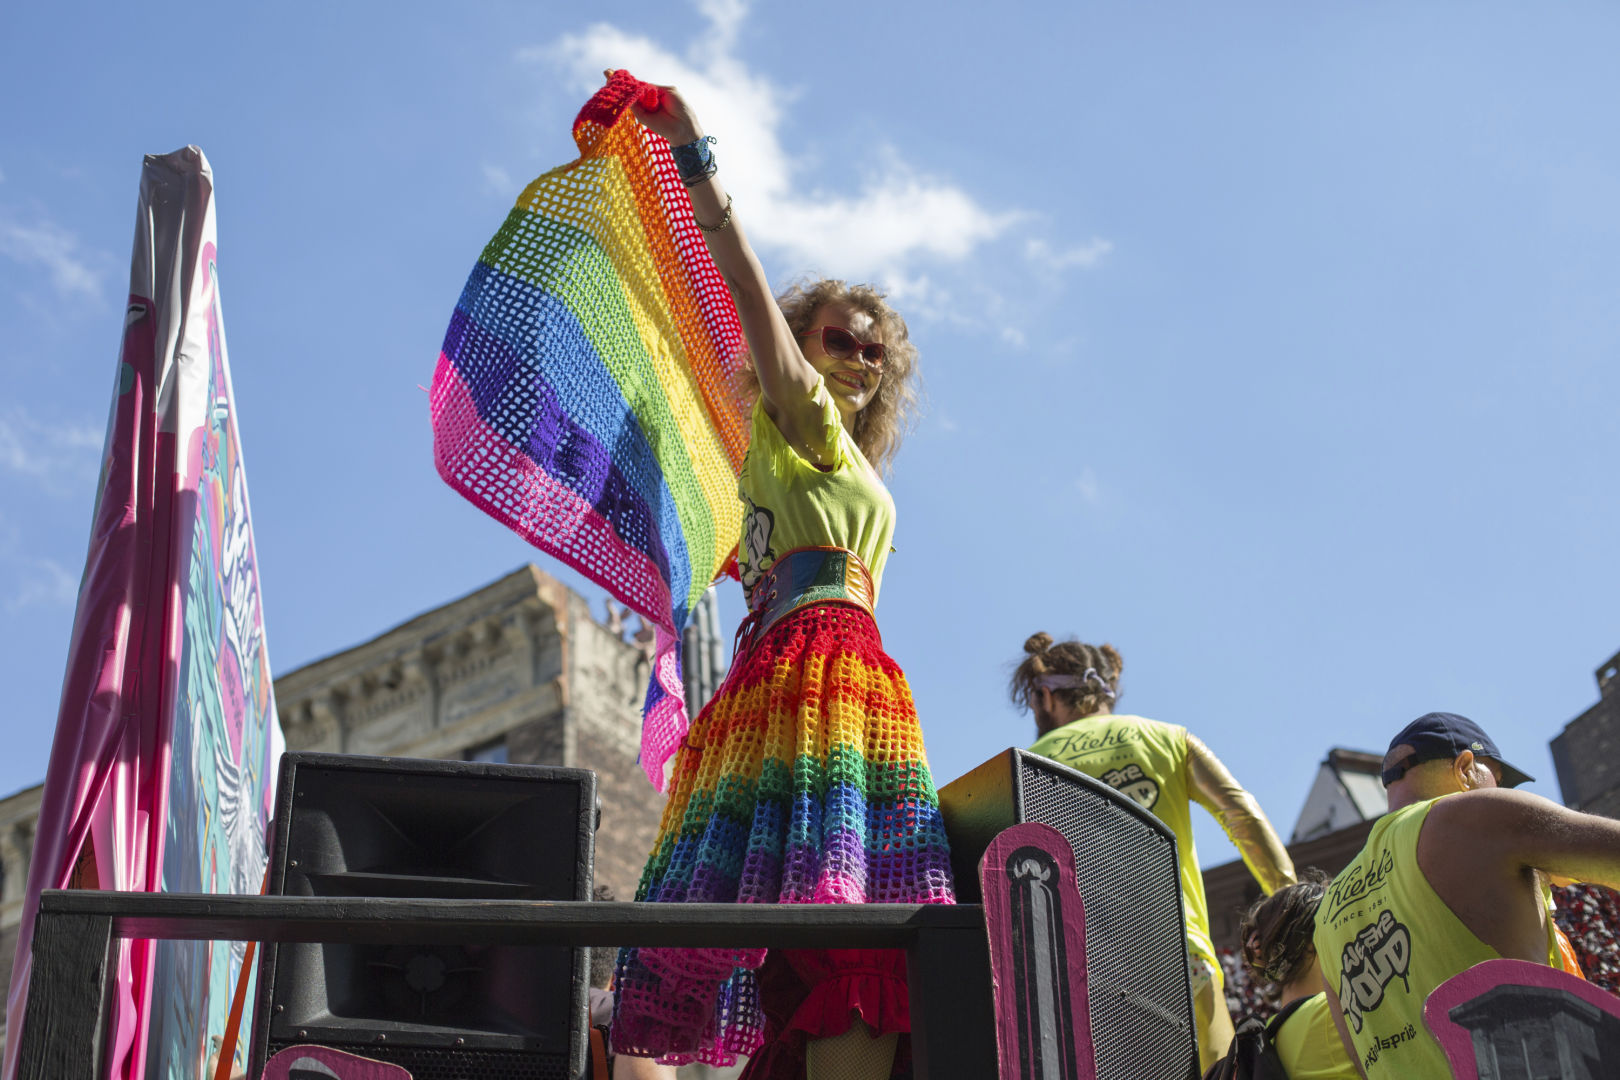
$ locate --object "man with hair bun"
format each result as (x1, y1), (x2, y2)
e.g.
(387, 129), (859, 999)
(1011, 633), (1296, 1071)
(1314, 712), (1620, 1079)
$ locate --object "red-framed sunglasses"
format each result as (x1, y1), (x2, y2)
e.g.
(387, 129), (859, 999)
(797, 325), (887, 368)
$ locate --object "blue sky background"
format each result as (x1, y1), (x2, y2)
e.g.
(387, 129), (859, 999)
(2, 1), (1616, 871)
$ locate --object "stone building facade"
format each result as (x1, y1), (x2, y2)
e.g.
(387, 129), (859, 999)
(274, 564), (689, 901)
(0, 783), (42, 1049)
(1552, 649), (1620, 820)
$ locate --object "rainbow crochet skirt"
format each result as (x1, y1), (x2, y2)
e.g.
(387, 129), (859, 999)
(610, 602), (955, 1067)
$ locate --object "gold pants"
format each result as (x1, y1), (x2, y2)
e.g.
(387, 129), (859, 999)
(1190, 953), (1235, 1072)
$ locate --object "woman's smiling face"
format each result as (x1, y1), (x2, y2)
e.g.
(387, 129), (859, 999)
(799, 301), (884, 421)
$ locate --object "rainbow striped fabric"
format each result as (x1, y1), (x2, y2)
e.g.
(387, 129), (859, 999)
(612, 602), (956, 1065)
(430, 72), (750, 789)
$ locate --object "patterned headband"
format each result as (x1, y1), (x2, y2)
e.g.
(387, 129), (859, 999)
(1035, 669), (1117, 701)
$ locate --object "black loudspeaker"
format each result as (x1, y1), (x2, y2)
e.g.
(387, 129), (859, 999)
(248, 753), (597, 1080)
(939, 748), (1199, 1080)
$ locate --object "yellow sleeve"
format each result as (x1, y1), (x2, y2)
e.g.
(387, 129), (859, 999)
(1187, 733), (1297, 895)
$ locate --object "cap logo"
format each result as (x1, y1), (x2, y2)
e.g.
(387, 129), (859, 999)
(1470, 741), (1484, 751)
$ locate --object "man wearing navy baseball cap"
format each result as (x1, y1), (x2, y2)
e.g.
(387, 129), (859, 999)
(1313, 712), (1620, 1078)
(1377, 711), (1535, 791)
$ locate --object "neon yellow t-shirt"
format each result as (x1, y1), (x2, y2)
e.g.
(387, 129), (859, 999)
(736, 377), (895, 603)
(1274, 994), (1361, 1080)
(1027, 715), (1216, 970)
(1313, 796), (1572, 1079)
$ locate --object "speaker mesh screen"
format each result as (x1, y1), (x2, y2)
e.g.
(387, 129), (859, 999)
(1018, 760), (1198, 1080)
(264, 1042), (573, 1080)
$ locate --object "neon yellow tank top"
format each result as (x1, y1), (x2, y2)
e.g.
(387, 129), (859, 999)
(1028, 715), (1215, 968)
(1273, 994), (1360, 1080)
(736, 376), (895, 604)
(1313, 797), (1568, 1079)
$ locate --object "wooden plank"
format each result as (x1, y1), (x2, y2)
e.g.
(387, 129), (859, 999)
(982, 823), (1096, 1080)
(16, 909), (112, 1080)
(37, 891), (983, 949)
(909, 920), (998, 1080)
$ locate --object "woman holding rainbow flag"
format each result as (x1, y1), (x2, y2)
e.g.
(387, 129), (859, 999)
(608, 79), (955, 1080)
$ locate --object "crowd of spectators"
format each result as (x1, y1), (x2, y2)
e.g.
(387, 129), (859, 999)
(1552, 881), (1620, 993)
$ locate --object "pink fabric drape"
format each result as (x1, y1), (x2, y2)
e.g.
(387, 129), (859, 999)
(4, 147), (283, 1080)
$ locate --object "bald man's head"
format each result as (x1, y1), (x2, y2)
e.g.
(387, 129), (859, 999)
(1382, 743), (1503, 810)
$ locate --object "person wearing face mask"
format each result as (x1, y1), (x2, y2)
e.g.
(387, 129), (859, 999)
(1314, 712), (1620, 1079)
(1011, 633), (1297, 1072)
(609, 77), (953, 1080)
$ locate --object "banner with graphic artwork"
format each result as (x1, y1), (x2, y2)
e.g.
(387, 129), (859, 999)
(2, 146), (285, 1080)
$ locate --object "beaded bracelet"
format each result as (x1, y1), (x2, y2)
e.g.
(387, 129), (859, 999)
(672, 135), (717, 187)
(696, 193), (734, 233)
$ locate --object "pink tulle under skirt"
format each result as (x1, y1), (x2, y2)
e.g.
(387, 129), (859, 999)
(736, 948), (914, 1080)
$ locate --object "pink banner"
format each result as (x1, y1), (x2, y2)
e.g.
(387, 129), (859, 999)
(3, 146), (284, 1080)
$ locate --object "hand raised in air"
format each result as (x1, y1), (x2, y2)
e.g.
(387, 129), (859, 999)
(603, 69), (703, 147)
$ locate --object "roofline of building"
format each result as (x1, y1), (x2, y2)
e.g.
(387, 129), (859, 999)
(0, 781), (44, 807)
(1325, 747), (1382, 773)
(1595, 648), (1619, 695)
(273, 564), (569, 695)
(1552, 648), (1619, 742)
(1553, 694), (1616, 743)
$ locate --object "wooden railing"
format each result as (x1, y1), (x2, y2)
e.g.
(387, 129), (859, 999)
(18, 891), (996, 1079)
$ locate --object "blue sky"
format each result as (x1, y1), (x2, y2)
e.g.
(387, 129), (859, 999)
(2, 1), (1616, 871)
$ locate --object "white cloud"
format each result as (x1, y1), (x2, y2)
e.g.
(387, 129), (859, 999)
(481, 163), (516, 196)
(0, 215), (107, 301)
(528, 1), (1015, 285)
(0, 515), (80, 612)
(8, 557), (77, 612)
(1075, 467), (1100, 503)
(1025, 237), (1113, 273)
(694, 0), (748, 51)
(0, 408), (104, 493)
(1001, 326), (1027, 348)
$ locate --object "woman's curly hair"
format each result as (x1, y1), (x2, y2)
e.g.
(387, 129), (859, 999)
(1239, 868), (1330, 1001)
(740, 278), (920, 474)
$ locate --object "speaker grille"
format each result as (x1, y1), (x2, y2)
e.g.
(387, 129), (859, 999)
(1018, 758), (1197, 1080)
(264, 1042), (574, 1080)
(251, 755), (597, 1080)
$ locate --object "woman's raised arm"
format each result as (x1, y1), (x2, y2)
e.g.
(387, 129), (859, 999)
(626, 78), (829, 453)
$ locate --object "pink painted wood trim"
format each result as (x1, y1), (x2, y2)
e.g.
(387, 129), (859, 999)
(980, 822), (1097, 1080)
(1424, 958), (1620, 1080)
(261, 1045), (414, 1080)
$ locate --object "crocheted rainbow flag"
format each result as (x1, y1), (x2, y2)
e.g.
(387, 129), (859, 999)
(430, 71), (749, 790)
